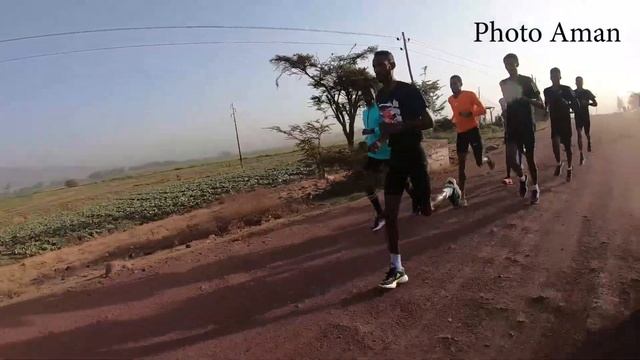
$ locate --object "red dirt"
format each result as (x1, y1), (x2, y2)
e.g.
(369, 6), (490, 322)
(1, 112), (640, 359)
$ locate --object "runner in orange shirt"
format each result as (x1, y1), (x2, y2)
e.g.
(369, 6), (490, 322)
(448, 75), (495, 205)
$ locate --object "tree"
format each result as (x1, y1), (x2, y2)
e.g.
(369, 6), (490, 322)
(270, 46), (377, 149)
(3, 183), (10, 193)
(64, 179), (80, 188)
(267, 119), (332, 178)
(417, 66), (447, 119)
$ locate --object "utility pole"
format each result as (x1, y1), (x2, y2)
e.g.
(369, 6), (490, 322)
(401, 32), (415, 83)
(230, 103), (244, 169)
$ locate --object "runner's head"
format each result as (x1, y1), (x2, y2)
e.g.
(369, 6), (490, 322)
(503, 53), (519, 77)
(550, 67), (561, 86)
(450, 75), (463, 96)
(373, 50), (395, 84)
(576, 76), (584, 89)
(362, 86), (374, 107)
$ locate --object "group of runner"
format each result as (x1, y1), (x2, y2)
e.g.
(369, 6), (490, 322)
(361, 51), (597, 289)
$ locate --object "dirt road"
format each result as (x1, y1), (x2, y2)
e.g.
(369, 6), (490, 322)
(1, 112), (639, 359)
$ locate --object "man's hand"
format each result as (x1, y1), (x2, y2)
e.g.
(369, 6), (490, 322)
(459, 111), (473, 118)
(380, 121), (405, 135)
(362, 128), (375, 136)
(368, 140), (381, 153)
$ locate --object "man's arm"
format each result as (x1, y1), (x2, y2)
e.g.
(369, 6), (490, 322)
(472, 93), (487, 117)
(525, 79), (545, 109)
(589, 91), (598, 107)
(526, 95), (545, 110)
(372, 110), (433, 152)
(543, 90), (549, 112)
(567, 89), (580, 113)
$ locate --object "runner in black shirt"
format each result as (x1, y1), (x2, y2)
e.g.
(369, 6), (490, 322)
(574, 76), (598, 163)
(543, 67), (579, 182)
(499, 53), (545, 204)
(369, 50), (434, 289)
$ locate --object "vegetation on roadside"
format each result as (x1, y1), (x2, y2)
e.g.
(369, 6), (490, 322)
(0, 164), (313, 258)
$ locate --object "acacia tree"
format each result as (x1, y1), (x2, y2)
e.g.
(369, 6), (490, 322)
(267, 119), (333, 178)
(417, 66), (447, 119)
(270, 46), (377, 149)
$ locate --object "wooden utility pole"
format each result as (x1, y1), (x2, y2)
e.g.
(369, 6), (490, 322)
(401, 32), (415, 83)
(230, 103), (244, 169)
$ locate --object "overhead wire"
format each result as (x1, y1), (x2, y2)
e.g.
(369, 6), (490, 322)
(0, 25), (395, 45)
(0, 40), (400, 64)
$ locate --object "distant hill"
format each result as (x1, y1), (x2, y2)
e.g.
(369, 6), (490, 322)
(0, 166), (98, 191)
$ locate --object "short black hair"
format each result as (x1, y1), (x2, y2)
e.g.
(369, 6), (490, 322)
(550, 67), (561, 74)
(503, 53), (518, 63)
(374, 50), (395, 63)
(450, 75), (462, 82)
(576, 76), (583, 81)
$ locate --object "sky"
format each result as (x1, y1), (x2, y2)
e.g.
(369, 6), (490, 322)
(0, 0), (638, 168)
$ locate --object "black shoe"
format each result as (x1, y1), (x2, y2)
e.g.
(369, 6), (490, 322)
(580, 153), (585, 166)
(588, 142), (592, 152)
(420, 203), (433, 216)
(378, 267), (409, 289)
(371, 216), (386, 232)
(531, 187), (540, 205)
(519, 175), (529, 198)
(554, 161), (564, 177)
(566, 168), (573, 182)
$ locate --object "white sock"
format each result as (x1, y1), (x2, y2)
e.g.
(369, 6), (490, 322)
(390, 253), (403, 270)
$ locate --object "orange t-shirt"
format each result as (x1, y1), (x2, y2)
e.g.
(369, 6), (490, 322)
(448, 90), (486, 133)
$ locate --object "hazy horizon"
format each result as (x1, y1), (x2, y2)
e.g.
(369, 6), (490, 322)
(1, 0), (638, 169)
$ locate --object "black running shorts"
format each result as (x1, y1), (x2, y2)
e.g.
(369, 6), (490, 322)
(363, 156), (388, 173)
(456, 127), (484, 164)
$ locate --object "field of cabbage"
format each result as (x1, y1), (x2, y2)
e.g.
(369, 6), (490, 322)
(0, 165), (313, 258)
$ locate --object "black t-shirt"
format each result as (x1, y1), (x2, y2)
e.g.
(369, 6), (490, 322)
(574, 88), (596, 119)
(375, 80), (427, 153)
(499, 75), (540, 134)
(544, 85), (577, 124)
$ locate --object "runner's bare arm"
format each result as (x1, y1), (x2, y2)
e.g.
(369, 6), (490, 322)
(525, 95), (545, 110)
(590, 92), (598, 107)
(370, 111), (433, 152)
(472, 94), (487, 117)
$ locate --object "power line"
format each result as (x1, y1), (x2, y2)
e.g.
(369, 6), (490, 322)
(0, 25), (395, 45)
(0, 40), (399, 64)
(408, 48), (492, 76)
(409, 38), (495, 70)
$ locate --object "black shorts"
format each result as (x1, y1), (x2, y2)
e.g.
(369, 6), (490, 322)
(384, 147), (429, 200)
(506, 128), (536, 154)
(575, 115), (591, 132)
(456, 127), (483, 163)
(363, 156), (388, 173)
(551, 120), (572, 148)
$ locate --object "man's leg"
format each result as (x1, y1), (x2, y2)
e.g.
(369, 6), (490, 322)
(408, 153), (431, 214)
(379, 166), (409, 289)
(470, 129), (495, 170)
(506, 140), (524, 178)
(564, 135), (573, 181)
(585, 118), (592, 152)
(576, 125), (586, 165)
(458, 151), (468, 195)
(552, 135), (564, 176)
(524, 145), (540, 204)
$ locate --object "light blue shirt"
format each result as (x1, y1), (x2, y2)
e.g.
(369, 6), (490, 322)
(363, 104), (390, 160)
